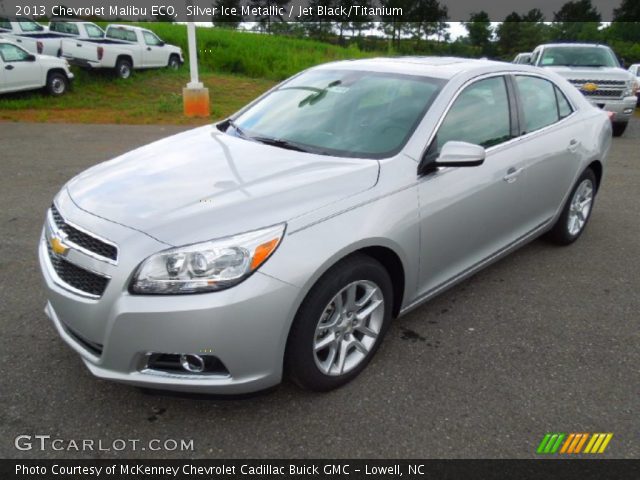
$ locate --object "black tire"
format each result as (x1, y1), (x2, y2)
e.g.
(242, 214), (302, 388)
(46, 72), (69, 96)
(115, 58), (133, 79)
(612, 122), (627, 137)
(545, 168), (597, 245)
(285, 254), (393, 391)
(168, 55), (181, 70)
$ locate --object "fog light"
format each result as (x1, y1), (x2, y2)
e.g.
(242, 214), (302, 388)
(180, 354), (205, 373)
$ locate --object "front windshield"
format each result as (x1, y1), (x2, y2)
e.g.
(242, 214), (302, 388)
(230, 69), (445, 158)
(540, 46), (619, 68)
(18, 19), (44, 32)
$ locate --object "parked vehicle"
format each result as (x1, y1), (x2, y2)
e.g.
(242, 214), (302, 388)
(40, 58), (611, 394)
(0, 39), (73, 95)
(513, 52), (532, 64)
(628, 64), (640, 106)
(61, 24), (183, 78)
(529, 43), (637, 136)
(0, 18), (104, 57)
(0, 17), (48, 35)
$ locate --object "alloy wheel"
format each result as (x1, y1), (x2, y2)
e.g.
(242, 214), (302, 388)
(313, 280), (384, 376)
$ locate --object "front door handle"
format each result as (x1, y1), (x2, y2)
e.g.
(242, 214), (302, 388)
(147, 47), (152, 51)
(503, 167), (524, 183)
(5, 64), (14, 70)
(568, 139), (579, 152)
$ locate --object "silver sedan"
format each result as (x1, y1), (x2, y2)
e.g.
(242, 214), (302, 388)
(39, 57), (612, 393)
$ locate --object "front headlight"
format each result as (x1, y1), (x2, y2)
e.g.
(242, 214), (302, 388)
(130, 224), (285, 294)
(624, 79), (638, 97)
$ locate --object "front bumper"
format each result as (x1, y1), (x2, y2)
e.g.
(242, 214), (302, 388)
(587, 95), (637, 122)
(39, 229), (301, 394)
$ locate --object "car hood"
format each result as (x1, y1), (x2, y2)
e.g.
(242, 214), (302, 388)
(66, 125), (379, 246)
(545, 65), (633, 81)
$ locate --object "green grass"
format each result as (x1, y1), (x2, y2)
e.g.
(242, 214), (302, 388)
(0, 68), (276, 124)
(125, 23), (379, 80)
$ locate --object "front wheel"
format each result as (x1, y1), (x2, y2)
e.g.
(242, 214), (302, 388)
(286, 254), (393, 391)
(46, 72), (69, 96)
(612, 122), (627, 137)
(545, 168), (597, 245)
(168, 55), (181, 70)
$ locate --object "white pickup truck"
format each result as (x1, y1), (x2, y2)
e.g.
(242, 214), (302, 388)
(61, 24), (183, 79)
(530, 43), (637, 136)
(0, 18), (103, 57)
(0, 39), (74, 96)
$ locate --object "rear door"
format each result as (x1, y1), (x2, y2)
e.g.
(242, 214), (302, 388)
(511, 74), (581, 227)
(0, 42), (41, 90)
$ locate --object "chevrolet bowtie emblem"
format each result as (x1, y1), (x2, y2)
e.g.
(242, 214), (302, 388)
(50, 235), (69, 256)
(581, 82), (598, 93)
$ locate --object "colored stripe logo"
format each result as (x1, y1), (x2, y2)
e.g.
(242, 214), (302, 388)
(537, 433), (613, 454)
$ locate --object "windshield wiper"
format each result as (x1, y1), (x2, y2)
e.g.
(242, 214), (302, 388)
(223, 118), (249, 139)
(251, 136), (312, 153)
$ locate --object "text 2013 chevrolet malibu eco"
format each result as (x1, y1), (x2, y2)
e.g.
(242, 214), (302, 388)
(40, 58), (611, 393)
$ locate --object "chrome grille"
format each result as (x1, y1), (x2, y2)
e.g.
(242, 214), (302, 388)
(569, 79), (626, 87)
(47, 241), (109, 297)
(582, 89), (624, 98)
(51, 204), (118, 262)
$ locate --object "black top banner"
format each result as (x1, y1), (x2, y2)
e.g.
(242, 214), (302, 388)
(0, 0), (636, 22)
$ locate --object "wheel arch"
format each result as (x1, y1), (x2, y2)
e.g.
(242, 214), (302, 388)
(587, 160), (603, 191)
(116, 54), (133, 67)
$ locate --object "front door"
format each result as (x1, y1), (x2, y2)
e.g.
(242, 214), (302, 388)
(0, 43), (41, 91)
(416, 75), (531, 297)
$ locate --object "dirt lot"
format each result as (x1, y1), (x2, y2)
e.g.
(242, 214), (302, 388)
(0, 120), (638, 458)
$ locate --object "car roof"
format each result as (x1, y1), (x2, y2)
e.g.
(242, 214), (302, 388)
(313, 56), (531, 80)
(538, 43), (612, 49)
(107, 24), (148, 32)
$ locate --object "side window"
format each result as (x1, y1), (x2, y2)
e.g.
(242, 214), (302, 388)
(515, 76), (560, 133)
(52, 22), (79, 35)
(432, 76), (512, 154)
(0, 18), (12, 31)
(85, 24), (104, 38)
(143, 31), (162, 46)
(0, 43), (30, 62)
(555, 86), (573, 119)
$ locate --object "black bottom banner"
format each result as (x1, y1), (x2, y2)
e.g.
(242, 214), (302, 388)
(2, 459), (640, 480)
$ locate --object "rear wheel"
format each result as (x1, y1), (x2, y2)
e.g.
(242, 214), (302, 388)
(546, 168), (597, 245)
(286, 254), (393, 391)
(115, 58), (132, 79)
(46, 72), (69, 96)
(612, 122), (627, 137)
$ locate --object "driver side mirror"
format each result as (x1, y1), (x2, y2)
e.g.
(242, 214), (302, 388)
(419, 141), (485, 175)
(158, 41), (165, 47)
(26, 54), (36, 62)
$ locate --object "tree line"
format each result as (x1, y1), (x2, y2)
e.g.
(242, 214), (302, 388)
(209, 0), (640, 64)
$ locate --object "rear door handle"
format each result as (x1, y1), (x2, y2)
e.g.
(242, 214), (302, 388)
(5, 64), (14, 70)
(503, 167), (524, 183)
(76, 43), (82, 47)
(568, 139), (579, 152)
(147, 47), (152, 51)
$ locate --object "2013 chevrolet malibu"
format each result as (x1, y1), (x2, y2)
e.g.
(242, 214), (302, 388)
(39, 58), (612, 393)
